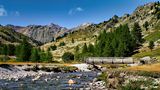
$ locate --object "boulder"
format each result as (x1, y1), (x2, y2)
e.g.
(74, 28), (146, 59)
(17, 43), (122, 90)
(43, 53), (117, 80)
(140, 56), (151, 64)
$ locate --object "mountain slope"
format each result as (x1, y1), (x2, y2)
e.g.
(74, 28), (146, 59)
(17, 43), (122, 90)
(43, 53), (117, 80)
(15, 23), (69, 44)
(41, 2), (160, 61)
(0, 26), (41, 46)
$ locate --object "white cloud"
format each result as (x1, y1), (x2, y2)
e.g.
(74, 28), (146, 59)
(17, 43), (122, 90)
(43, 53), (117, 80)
(76, 7), (83, 11)
(0, 5), (7, 16)
(68, 7), (84, 15)
(15, 11), (20, 16)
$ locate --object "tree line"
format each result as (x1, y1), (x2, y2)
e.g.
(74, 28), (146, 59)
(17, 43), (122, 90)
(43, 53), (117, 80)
(0, 38), (53, 62)
(75, 23), (143, 61)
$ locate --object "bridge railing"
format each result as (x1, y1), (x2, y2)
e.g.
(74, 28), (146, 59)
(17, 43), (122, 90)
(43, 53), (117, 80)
(85, 57), (134, 64)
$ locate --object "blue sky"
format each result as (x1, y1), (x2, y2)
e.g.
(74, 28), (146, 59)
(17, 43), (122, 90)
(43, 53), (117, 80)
(0, 0), (159, 28)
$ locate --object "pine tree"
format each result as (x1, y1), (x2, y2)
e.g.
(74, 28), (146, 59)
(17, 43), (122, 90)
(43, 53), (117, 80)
(122, 24), (133, 55)
(116, 42), (126, 57)
(143, 21), (149, 30)
(15, 45), (21, 61)
(31, 48), (40, 62)
(7, 44), (15, 56)
(2, 45), (8, 55)
(18, 38), (32, 62)
(131, 23), (143, 45)
(40, 52), (47, 62)
(148, 41), (154, 50)
(88, 44), (94, 53)
(46, 51), (53, 62)
(103, 42), (113, 57)
(95, 30), (107, 56)
(82, 43), (88, 53)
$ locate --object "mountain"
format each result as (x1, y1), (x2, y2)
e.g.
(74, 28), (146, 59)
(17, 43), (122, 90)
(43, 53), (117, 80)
(71, 23), (92, 31)
(41, 2), (160, 61)
(0, 26), (41, 46)
(14, 23), (69, 44)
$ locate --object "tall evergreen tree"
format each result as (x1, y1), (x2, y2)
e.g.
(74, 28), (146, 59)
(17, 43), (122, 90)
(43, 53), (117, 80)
(131, 23), (143, 45)
(7, 44), (15, 56)
(31, 48), (40, 62)
(82, 43), (88, 53)
(95, 30), (107, 56)
(40, 52), (47, 62)
(103, 42), (114, 57)
(102, 32), (113, 56)
(2, 45), (8, 55)
(15, 45), (21, 61)
(46, 51), (53, 62)
(18, 38), (32, 62)
(114, 24), (130, 56)
(88, 44), (94, 53)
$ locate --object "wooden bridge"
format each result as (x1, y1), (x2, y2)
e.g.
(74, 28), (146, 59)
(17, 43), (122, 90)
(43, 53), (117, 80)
(85, 57), (134, 64)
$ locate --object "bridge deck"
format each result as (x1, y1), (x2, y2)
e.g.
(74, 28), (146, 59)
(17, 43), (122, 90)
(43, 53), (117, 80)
(85, 57), (134, 64)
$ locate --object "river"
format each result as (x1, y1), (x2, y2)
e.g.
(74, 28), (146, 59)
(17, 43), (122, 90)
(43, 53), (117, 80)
(0, 71), (99, 90)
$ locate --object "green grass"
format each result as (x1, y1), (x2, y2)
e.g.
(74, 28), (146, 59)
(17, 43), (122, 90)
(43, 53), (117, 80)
(119, 79), (158, 90)
(145, 30), (160, 42)
(145, 20), (160, 42)
(97, 72), (108, 86)
(133, 48), (160, 58)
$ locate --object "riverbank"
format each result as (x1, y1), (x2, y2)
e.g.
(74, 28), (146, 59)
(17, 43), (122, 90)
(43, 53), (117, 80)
(0, 63), (79, 80)
(0, 63), (106, 89)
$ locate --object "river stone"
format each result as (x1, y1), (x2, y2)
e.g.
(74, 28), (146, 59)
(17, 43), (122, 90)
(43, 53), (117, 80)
(140, 56), (151, 64)
(107, 78), (119, 89)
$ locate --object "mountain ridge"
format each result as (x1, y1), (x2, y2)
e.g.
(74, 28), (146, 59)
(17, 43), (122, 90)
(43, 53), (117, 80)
(40, 1), (160, 61)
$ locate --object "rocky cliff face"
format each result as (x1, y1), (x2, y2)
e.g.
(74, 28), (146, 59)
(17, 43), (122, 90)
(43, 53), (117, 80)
(15, 23), (68, 44)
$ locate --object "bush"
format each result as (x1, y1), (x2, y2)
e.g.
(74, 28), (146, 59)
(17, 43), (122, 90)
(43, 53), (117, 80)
(50, 45), (57, 51)
(97, 72), (108, 81)
(62, 52), (74, 62)
(119, 79), (154, 90)
(0, 55), (10, 62)
(59, 42), (65, 46)
(148, 41), (154, 50)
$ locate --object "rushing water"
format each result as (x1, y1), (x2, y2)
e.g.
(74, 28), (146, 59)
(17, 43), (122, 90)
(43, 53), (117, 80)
(0, 71), (98, 90)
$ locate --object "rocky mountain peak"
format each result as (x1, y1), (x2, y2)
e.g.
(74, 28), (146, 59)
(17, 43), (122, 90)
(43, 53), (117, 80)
(71, 22), (92, 31)
(14, 23), (69, 44)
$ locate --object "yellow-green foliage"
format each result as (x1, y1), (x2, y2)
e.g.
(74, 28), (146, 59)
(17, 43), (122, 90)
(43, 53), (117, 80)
(133, 48), (160, 58)
(97, 72), (108, 82)
(145, 30), (160, 42)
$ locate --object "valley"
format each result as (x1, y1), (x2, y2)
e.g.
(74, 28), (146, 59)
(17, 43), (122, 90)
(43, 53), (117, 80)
(0, 1), (160, 90)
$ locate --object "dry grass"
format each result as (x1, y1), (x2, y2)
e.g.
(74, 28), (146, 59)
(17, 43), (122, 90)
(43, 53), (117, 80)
(0, 62), (73, 66)
(127, 63), (160, 72)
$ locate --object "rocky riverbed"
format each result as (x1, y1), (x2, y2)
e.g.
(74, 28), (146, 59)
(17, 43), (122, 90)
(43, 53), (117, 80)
(0, 63), (106, 90)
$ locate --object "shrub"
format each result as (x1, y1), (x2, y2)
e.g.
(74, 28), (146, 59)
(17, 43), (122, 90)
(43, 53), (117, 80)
(62, 52), (74, 62)
(50, 45), (57, 51)
(0, 55), (10, 62)
(59, 42), (65, 46)
(148, 41), (154, 50)
(119, 79), (154, 90)
(97, 72), (108, 81)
